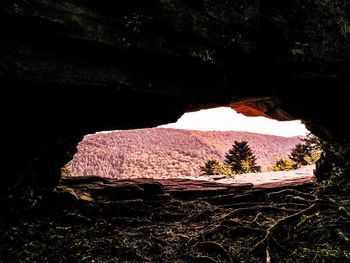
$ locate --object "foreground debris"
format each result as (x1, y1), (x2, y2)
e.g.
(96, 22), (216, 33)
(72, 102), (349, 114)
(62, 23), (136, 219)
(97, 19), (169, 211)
(1, 177), (349, 262)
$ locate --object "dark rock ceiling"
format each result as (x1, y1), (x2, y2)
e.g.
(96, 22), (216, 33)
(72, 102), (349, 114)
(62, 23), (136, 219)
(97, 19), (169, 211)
(0, 0), (349, 206)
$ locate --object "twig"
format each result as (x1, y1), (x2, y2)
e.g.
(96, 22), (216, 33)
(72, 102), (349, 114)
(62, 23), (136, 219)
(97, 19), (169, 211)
(224, 205), (299, 218)
(219, 202), (271, 209)
(150, 233), (171, 246)
(252, 212), (263, 227)
(267, 189), (315, 200)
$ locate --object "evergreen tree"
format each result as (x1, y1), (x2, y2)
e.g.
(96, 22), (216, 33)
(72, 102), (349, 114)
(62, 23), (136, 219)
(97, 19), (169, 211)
(224, 141), (261, 174)
(289, 143), (310, 166)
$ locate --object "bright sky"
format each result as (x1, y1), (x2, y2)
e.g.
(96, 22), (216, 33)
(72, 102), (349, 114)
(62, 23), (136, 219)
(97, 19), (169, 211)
(159, 107), (309, 137)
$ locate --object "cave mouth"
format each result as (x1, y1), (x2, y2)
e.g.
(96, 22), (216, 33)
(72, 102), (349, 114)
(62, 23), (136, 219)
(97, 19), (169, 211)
(62, 107), (317, 188)
(1, 0), (349, 260)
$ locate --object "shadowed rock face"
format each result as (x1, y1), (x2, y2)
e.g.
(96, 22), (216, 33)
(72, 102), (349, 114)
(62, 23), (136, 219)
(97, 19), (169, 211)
(0, 0), (349, 206)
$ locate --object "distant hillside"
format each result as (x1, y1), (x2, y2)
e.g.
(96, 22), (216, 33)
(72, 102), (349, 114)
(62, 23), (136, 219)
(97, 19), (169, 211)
(68, 128), (302, 178)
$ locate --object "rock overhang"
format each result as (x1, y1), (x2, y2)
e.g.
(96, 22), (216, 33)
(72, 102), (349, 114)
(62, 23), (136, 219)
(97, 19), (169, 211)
(0, 0), (349, 207)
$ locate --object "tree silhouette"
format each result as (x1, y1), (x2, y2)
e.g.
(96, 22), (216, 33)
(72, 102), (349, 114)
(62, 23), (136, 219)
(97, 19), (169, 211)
(289, 133), (322, 168)
(289, 143), (310, 166)
(224, 141), (261, 174)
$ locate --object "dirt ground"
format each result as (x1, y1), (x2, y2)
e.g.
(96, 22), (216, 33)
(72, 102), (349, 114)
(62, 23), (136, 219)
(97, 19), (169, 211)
(1, 176), (349, 262)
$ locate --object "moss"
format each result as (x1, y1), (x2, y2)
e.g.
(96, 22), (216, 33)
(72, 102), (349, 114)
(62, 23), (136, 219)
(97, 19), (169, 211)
(340, 21), (350, 37)
(291, 48), (304, 56)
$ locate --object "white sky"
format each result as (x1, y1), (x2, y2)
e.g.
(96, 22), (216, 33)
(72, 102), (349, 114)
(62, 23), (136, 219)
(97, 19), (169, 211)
(158, 107), (309, 137)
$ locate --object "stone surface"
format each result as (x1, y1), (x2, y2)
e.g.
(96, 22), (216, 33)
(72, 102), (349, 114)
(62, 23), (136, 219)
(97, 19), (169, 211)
(0, 0), (349, 206)
(172, 165), (315, 189)
(57, 174), (315, 202)
(59, 176), (253, 201)
(230, 97), (293, 121)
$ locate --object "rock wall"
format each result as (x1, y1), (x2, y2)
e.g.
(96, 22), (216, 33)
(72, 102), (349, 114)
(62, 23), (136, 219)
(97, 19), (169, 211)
(0, 0), (349, 206)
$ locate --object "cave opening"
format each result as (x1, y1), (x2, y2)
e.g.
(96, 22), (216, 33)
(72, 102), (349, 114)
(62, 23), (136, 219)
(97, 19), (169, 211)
(62, 106), (317, 189)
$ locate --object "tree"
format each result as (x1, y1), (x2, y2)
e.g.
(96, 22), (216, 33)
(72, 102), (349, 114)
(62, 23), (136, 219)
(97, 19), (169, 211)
(268, 156), (294, 171)
(200, 159), (231, 175)
(224, 141), (261, 174)
(289, 133), (322, 168)
(289, 143), (310, 166)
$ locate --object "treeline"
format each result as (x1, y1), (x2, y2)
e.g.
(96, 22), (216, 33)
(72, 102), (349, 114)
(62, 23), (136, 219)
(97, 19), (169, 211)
(64, 128), (303, 178)
(268, 133), (321, 171)
(200, 134), (321, 176)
